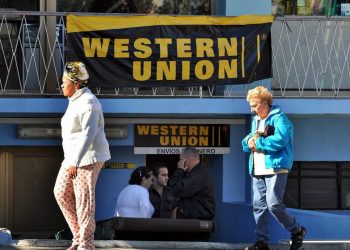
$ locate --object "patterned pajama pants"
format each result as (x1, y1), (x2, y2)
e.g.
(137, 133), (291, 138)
(54, 161), (104, 250)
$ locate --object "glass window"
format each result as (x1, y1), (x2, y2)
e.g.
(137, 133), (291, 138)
(272, 0), (350, 16)
(0, 0), (39, 11)
(285, 162), (350, 210)
(57, 0), (212, 15)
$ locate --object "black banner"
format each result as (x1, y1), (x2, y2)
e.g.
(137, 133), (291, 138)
(134, 124), (230, 154)
(67, 15), (273, 88)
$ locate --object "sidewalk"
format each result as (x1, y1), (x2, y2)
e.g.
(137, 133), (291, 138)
(0, 239), (271, 250)
(2, 239), (350, 250)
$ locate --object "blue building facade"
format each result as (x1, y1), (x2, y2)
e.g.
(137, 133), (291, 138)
(1, 0), (350, 244)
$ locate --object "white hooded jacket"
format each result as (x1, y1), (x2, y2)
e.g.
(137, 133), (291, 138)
(61, 87), (111, 167)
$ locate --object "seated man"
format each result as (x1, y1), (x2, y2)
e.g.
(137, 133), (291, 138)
(169, 147), (215, 220)
(149, 162), (177, 218)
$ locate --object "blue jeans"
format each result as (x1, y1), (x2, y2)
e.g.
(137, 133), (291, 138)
(252, 174), (300, 242)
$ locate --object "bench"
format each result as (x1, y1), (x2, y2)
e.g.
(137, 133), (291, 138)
(95, 217), (216, 241)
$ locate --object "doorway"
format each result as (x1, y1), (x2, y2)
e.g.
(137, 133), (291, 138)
(146, 154), (179, 177)
(0, 147), (67, 239)
(146, 154), (204, 177)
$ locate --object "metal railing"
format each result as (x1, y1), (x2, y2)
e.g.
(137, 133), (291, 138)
(1, 12), (350, 97)
(0, 12), (65, 95)
(273, 16), (350, 97)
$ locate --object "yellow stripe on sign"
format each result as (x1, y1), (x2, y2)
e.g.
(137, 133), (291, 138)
(257, 34), (260, 63)
(67, 15), (274, 33)
(212, 126), (214, 146)
(218, 126), (221, 146)
(241, 36), (245, 78)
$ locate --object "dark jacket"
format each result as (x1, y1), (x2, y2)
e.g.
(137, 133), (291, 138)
(169, 164), (215, 220)
(149, 186), (177, 218)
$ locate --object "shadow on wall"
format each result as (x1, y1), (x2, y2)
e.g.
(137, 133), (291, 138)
(211, 203), (350, 244)
(269, 208), (350, 244)
(211, 203), (255, 244)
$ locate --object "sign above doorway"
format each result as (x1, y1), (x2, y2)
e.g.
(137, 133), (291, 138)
(134, 124), (230, 154)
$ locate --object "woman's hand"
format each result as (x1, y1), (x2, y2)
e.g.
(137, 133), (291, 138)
(68, 166), (78, 179)
(248, 137), (256, 151)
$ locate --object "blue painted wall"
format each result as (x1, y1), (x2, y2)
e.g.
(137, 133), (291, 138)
(0, 98), (251, 117)
(214, 204), (350, 243)
(222, 123), (247, 203)
(4, 98), (350, 117)
(108, 125), (134, 146)
(4, 98), (350, 243)
(0, 124), (61, 146)
(292, 117), (350, 161)
(95, 146), (145, 221)
(214, 203), (256, 243)
(225, 0), (271, 16)
(0, 123), (133, 147)
(268, 209), (350, 242)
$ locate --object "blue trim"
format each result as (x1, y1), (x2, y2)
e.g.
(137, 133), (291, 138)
(0, 98), (67, 116)
(0, 98), (248, 117)
(274, 99), (350, 115)
(101, 98), (249, 116)
(2, 98), (350, 117)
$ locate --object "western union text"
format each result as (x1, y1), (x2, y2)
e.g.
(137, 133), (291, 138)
(137, 125), (209, 146)
(82, 37), (253, 81)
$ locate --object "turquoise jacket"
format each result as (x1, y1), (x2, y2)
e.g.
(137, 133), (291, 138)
(242, 105), (293, 175)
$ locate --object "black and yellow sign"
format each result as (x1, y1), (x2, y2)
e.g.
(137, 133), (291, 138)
(66, 15), (273, 88)
(134, 124), (230, 154)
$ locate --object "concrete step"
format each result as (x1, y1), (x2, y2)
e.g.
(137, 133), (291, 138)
(2, 240), (262, 250)
(2, 239), (350, 250)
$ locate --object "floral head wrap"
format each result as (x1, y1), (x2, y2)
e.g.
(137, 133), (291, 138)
(63, 61), (89, 85)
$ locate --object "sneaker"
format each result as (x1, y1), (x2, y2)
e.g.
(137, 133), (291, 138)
(245, 240), (271, 250)
(290, 226), (306, 250)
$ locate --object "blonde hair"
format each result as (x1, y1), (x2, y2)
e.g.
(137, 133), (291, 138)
(246, 86), (273, 106)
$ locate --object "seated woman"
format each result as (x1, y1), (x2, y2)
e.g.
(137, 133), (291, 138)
(114, 166), (155, 218)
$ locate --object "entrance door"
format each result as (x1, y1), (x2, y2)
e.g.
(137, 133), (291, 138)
(146, 154), (179, 177)
(0, 147), (67, 239)
(146, 154), (203, 177)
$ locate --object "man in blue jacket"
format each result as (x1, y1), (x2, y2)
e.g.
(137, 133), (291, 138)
(242, 86), (306, 250)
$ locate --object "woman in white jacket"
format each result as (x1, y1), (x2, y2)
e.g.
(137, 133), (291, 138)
(54, 61), (111, 250)
(115, 166), (154, 218)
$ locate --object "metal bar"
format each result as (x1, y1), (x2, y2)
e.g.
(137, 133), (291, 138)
(1, 12), (350, 97)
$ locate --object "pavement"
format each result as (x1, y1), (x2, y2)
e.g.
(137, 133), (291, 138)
(2, 239), (350, 250)
(1, 227), (350, 250)
(0, 239), (273, 250)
